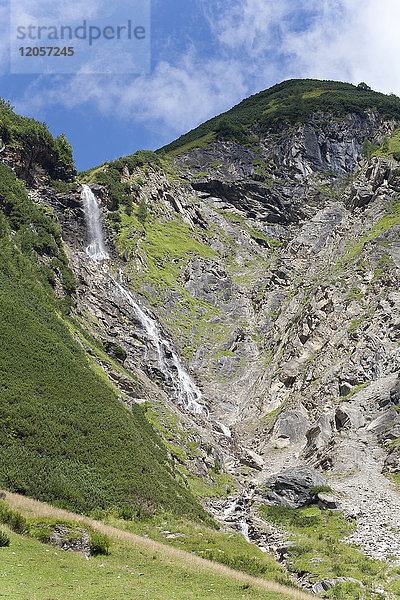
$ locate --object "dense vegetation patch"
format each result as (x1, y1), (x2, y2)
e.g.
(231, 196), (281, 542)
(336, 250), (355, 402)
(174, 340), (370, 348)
(158, 79), (400, 154)
(0, 98), (75, 180)
(0, 162), (75, 301)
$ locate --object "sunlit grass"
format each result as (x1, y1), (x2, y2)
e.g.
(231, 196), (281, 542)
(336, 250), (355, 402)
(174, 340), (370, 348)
(0, 492), (315, 600)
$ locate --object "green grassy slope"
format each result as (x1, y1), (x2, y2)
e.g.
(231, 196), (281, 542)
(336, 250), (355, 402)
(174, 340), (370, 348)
(0, 162), (210, 524)
(0, 492), (312, 600)
(0, 528), (305, 600)
(158, 79), (400, 155)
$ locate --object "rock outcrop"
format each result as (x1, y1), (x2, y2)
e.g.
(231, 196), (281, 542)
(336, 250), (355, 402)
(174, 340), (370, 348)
(261, 466), (327, 508)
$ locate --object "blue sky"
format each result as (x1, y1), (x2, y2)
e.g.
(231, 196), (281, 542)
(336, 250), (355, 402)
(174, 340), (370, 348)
(1, 0), (399, 171)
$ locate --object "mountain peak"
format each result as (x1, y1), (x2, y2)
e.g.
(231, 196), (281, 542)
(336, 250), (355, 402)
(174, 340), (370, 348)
(158, 78), (400, 156)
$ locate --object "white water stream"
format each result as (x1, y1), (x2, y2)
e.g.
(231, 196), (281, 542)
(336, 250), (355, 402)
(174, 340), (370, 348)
(240, 520), (250, 543)
(82, 184), (110, 262)
(81, 185), (207, 415)
(112, 276), (206, 414)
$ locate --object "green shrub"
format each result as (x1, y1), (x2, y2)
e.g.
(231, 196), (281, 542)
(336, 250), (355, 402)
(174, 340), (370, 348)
(381, 136), (390, 152)
(136, 198), (148, 226)
(0, 530), (10, 547)
(0, 501), (27, 533)
(118, 505), (134, 521)
(113, 345), (127, 362)
(111, 150), (160, 172)
(309, 485), (333, 496)
(9, 512), (27, 534)
(94, 168), (127, 210)
(0, 501), (12, 524)
(0, 98), (75, 181)
(328, 581), (363, 599)
(118, 494), (156, 521)
(362, 138), (379, 158)
(31, 527), (51, 544)
(214, 118), (250, 145)
(89, 530), (111, 555)
(54, 133), (75, 179)
(261, 505), (321, 528)
(50, 179), (78, 194)
(357, 82), (372, 91)
(0, 163), (75, 298)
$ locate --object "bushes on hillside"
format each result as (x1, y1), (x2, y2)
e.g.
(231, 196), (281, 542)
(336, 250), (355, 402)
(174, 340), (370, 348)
(0, 247), (211, 523)
(362, 138), (379, 158)
(0, 501), (27, 534)
(89, 150), (159, 213)
(89, 530), (111, 555)
(0, 98), (76, 181)
(159, 79), (400, 154)
(0, 163), (76, 297)
(0, 531), (10, 547)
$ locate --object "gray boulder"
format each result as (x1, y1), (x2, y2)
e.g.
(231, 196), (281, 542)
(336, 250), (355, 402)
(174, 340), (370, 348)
(312, 578), (363, 595)
(261, 466), (327, 508)
(303, 412), (332, 459)
(383, 446), (400, 474)
(335, 403), (365, 430)
(239, 448), (264, 471)
(390, 380), (400, 405)
(367, 407), (400, 439)
(317, 493), (339, 510)
(273, 407), (310, 443)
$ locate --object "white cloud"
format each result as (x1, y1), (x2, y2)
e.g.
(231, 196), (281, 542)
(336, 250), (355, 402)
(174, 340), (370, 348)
(204, 0), (400, 95)
(275, 0), (400, 94)
(16, 51), (249, 136)
(209, 0), (290, 55)
(7, 0), (400, 144)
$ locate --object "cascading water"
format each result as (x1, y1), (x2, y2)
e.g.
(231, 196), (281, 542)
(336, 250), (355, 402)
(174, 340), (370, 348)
(240, 520), (250, 543)
(81, 184), (109, 261)
(112, 277), (206, 415)
(81, 185), (207, 416)
(223, 500), (238, 516)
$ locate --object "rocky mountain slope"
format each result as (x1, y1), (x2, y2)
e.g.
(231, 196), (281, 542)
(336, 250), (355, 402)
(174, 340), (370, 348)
(2, 79), (400, 598)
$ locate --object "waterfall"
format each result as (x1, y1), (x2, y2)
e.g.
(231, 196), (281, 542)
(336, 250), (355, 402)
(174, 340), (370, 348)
(240, 520), (250, 542)
(81, 184), (109, 261)
(81, 185), (206, 416)
(223, 500), (238, 516)
(112, 277), (206, 415)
